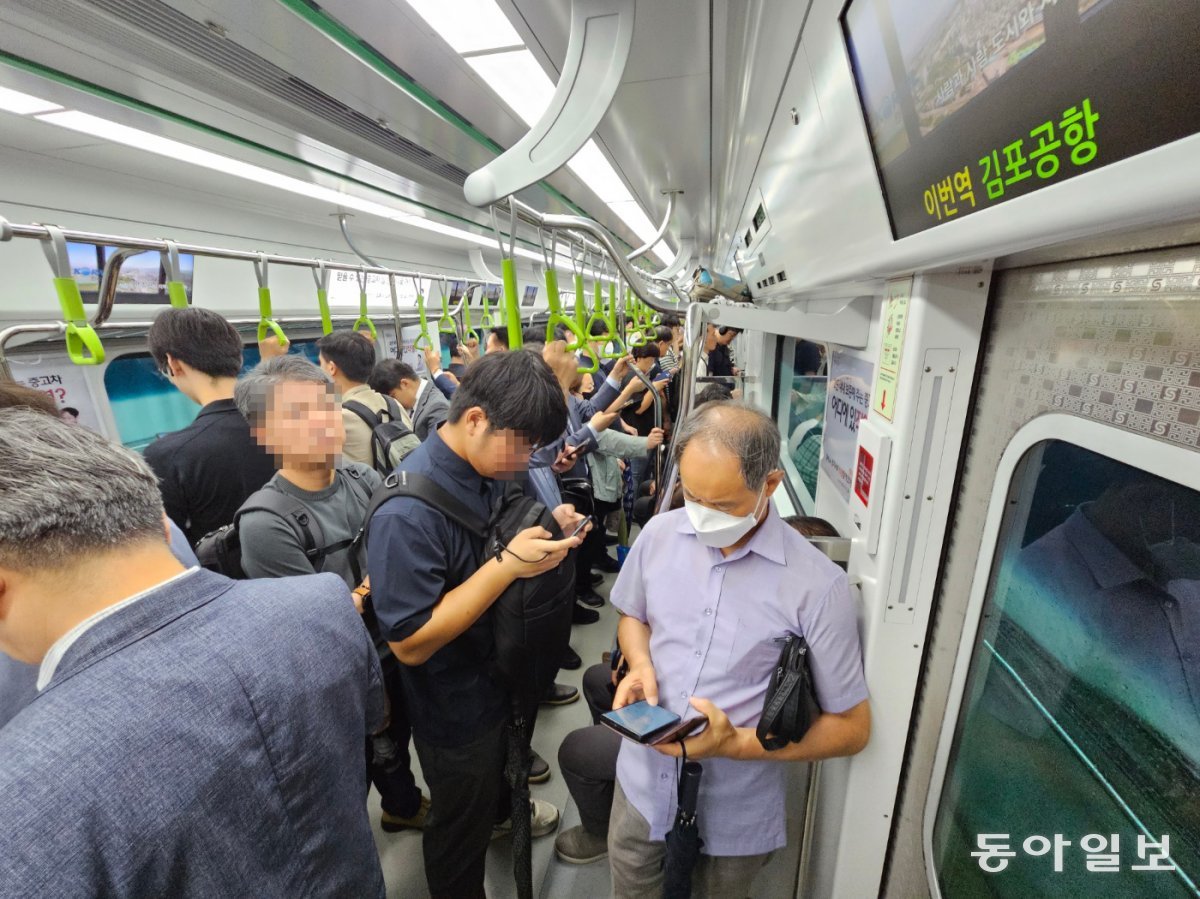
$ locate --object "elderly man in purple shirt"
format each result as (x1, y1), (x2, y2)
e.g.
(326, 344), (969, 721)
(608, 401), (871, 896)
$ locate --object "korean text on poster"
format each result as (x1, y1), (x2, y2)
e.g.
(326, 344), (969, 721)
(820, 349), (874, 501)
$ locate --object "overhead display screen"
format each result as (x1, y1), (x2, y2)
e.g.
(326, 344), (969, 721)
(842, 0), (1200, 238)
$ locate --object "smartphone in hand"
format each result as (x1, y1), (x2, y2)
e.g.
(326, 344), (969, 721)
(601, 700), (708, 744)
(568, 515), (594, 539)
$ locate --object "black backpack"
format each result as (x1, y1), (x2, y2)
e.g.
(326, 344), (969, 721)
(361, 470), (575, 707)
(344, 396), (420, 475)
(195, 468), (371, 580)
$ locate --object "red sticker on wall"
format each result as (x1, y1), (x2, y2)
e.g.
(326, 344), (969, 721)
(853, 447), (875, 506)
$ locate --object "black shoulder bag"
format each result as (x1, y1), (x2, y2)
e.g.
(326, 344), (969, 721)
(756, 634), (822, 750)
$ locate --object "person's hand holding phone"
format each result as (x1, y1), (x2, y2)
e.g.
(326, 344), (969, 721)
(613, 659), (659, 709)
(499, 525), (581, 579)
(652, 697), (737, 759)
(552, 444), (581, 473)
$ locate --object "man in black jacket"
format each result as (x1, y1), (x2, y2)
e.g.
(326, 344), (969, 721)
(144, 308), (274, 545)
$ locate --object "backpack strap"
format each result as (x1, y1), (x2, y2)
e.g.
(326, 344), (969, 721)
(343, 399), (381, 429)
(235, 487), (330, 572)
(362, 470), (490, 552)
(345, 400), (393, 473)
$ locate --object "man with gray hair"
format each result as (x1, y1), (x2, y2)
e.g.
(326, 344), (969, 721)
(0, 409), (386, 896)
(606, 401), (871, 896)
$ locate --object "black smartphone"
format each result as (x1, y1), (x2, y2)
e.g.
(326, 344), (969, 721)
(568, 515), (594, 539)
(601, 700), (708, 744)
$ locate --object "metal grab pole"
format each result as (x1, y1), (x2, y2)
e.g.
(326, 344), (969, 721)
(627, 366), (664, 488)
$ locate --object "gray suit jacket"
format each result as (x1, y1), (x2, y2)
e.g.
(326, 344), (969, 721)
(0, 569), (386, 898)
(412, 380), (451, 441)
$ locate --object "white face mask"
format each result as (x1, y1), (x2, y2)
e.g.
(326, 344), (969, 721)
(684, 486), (767, 548)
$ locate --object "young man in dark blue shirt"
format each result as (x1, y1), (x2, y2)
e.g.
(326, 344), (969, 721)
(367, 350), (586, 899)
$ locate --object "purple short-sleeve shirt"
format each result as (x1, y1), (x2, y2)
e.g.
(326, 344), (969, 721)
(611, 505), (869, 856)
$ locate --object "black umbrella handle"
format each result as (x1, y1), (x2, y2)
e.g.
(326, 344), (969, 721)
(678, 761), (703, 815)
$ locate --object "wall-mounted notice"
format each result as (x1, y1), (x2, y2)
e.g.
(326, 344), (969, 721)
(873, 277), (912, 421)
(842, 0), (1200, 238)
(821, 349), (875, 501)
(9, 355), (104, 432)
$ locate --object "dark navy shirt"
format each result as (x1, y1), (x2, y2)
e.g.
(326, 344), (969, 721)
(367, 429), (509, 747)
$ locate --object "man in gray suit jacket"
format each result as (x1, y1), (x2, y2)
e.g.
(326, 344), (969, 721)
(0, 409), (386, 898)
(370, 359), (450, 441)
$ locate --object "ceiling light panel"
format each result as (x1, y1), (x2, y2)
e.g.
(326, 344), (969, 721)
(566, 139), (634, 206)
(466, 49), (555, 128)
(0, 86), (62, 115)
(404, 0), (523, 54)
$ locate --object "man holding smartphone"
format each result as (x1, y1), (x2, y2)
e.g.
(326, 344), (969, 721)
(607, 402), (871, 897)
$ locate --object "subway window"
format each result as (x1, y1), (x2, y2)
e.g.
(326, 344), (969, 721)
(775, 338), (828, 509)
(932, 439), (1200, 897)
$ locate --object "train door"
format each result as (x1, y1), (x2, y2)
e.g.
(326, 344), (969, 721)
(884, 244), (1200, 897)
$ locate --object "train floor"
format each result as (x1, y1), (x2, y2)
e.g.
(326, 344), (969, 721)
(366, 570), (622, 899)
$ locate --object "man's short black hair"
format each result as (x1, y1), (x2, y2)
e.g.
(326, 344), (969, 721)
(522, 325), (544, 347)
(489, 327), (510, 348)
(447, 350), (566, 447)
(718, 326), (743, 336)
(660, 314), (681, 328)
(147, 307), (243, 379)
(368, 359), (418, 395)
(654, 326), (673, 344)
(588, 318), (609, 337)
(632, 342), (660, 360)
(695, 382), (733, 406)
(316, 331), (376, 383)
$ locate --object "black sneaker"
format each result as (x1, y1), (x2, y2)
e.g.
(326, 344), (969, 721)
(528, 750), (551, 784)
(572, 603), (600, 625)
(540, 683), (580, 706)
(561, 646), (582, 670)
(595, 553), (621, 573)
(587, 571), (604, 587)
(577, 589), (604, 609)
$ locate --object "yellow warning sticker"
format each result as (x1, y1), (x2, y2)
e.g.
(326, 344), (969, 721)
(872, 277), (912, 422)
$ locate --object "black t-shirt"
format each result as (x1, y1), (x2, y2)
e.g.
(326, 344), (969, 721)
(143, 399), (276, 545)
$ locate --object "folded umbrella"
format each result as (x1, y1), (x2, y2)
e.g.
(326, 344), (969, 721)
(662, 758), (704, 898)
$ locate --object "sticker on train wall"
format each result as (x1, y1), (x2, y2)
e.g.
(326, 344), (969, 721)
(873, 277), (912, 422)
(853, 446), (875, 506)
(821, 349), (874, 501)
(8, 356), (104, 432)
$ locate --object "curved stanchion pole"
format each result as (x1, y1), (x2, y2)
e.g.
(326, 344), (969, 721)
(625, 189), (680, 262)
(463, 0), (635, 206)
(352, 267), (378, 339)
(312, 261), (334, 334)
(41, 225), (105, 365)
(160, 240), (190, 309)
(252, 254), (289, 345)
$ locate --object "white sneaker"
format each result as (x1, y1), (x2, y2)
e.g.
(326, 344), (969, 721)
(492, 799), (561, 840)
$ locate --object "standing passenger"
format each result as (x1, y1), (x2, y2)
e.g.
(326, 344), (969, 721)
(0, 409), (386, 896)
(369, 359), (450, 442)
(234, 355), (429, 833)
(607, 402), (871, 896)
(144, 307), (274, 545)
(316, 331), (398, 469)
(367, 350), (585, 899)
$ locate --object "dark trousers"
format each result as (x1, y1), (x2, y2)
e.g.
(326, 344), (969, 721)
(578, 498), (620, 592)
(560, 662), (620, 838)
(414, 719), (509, 899)
(368, 660), (422, 818)
(560, 724), (621, 838)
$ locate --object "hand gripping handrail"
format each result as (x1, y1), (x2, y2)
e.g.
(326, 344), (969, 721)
(353, 267), (378, 339)
(252, 254), (289, 345)
(463, 0), (635, 206)
(41, 225), (105, 365)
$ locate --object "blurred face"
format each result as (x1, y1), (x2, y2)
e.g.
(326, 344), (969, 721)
(634, 355), (656, 374)
(486, 332), (505, 354)
(257, 380), (343, 467)
(580, 372), (595, 395)
(458, 406), (535, 478)
(704, 326), (719, 353)
(719, 330), (738, 346)
(394, 377), (420, 410)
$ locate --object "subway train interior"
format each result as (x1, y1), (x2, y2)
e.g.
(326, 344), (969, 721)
(1, 0), (1198, 896)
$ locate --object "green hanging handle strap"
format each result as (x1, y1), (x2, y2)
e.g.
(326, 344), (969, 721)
(159, 240), (189, 309)
(479, 286), (495, 328)
(436, 277), (457, 335)
(461, 284), (479, 343)
(353, 268), (377, 339)
(412, 277), (434, 350)
(42, 225), (105, 365)
(583, 269), (609, 347)
(538, 229), (587, 356)
(252, 254), (288, 345)
(311, 261), (333, 334)
(501, 257), (522, 349)
(601, 278), (627, 357)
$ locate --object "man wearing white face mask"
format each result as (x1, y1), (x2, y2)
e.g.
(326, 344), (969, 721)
(605, 401), (871, 897)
